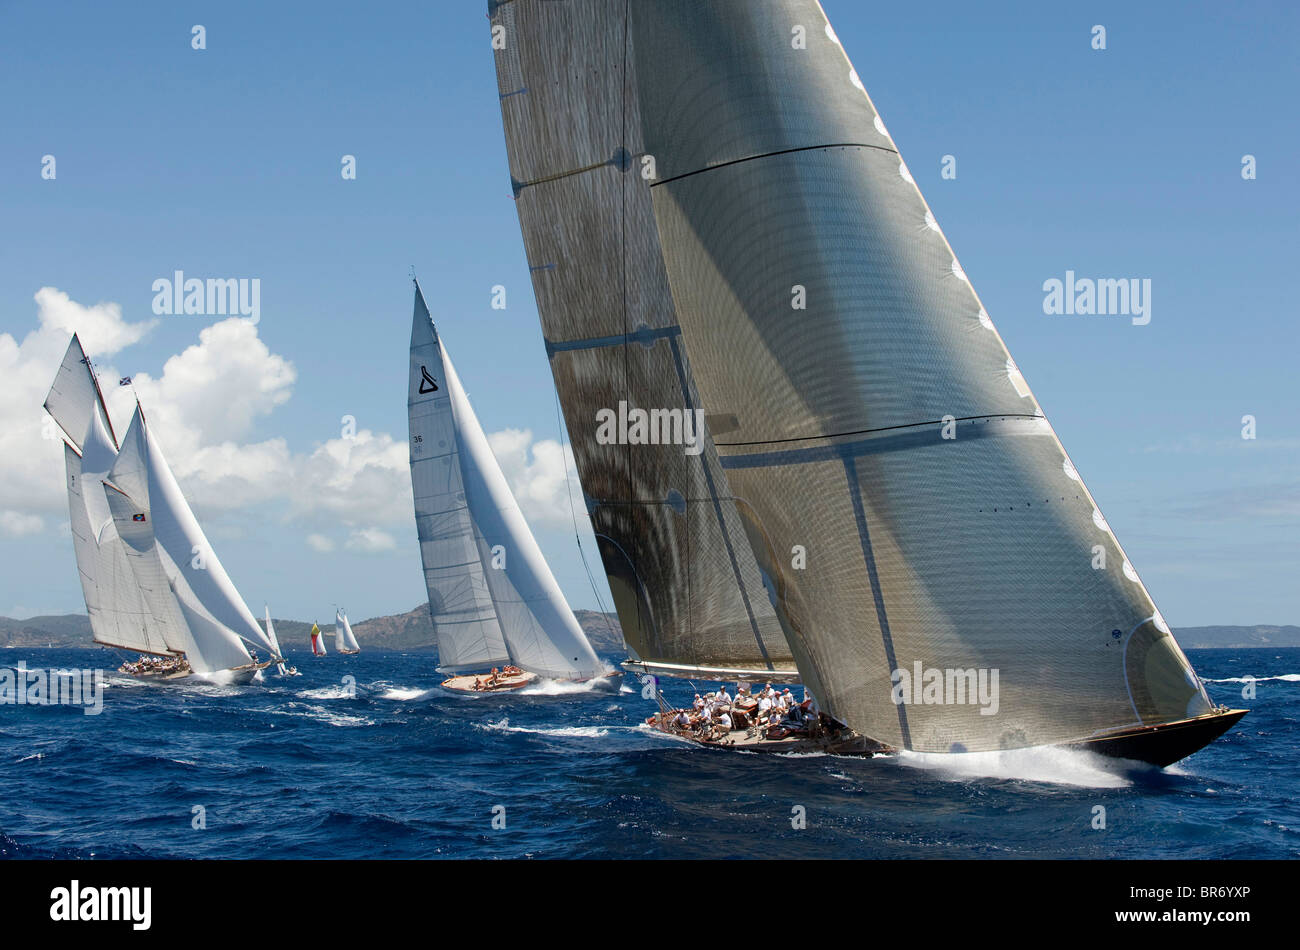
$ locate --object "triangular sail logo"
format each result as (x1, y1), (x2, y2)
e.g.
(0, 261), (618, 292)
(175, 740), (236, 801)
(419, 365), (439, 394)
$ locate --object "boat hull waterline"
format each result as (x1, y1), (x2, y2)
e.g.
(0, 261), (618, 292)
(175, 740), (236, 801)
(120, 660), (273, 686)
(442, 670), (538, 693)
(648, 708), (1247, 766)
(441, 670), (624, 694)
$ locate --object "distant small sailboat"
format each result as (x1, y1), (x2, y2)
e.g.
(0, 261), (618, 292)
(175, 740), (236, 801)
(334, 608), (361, 655)
(46, 333), (281, 684)
(264, 606), (299, 676)
(310, 622), (328, 657)
(407, 280), (615, 693)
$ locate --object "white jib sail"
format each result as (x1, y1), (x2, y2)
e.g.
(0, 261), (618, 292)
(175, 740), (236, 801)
(409, 284), (604, 680)
(105, 410), (252, 674)
(264, 606), (288, 672)
(128, 405), (276, 658)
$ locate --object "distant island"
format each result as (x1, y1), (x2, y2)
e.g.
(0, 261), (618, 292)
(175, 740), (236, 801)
(0, 605), (629, 655)
(1, 609), (1296, 654)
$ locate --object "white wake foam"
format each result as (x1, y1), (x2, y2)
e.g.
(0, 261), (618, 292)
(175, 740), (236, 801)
(378, 686), (435, 701)
(1203, 673), (1299, 683)
(517, 674), (621, 697)
(894, 744), (1133, 789)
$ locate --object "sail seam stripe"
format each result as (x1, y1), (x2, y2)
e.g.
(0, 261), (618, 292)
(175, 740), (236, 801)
(720, 413), (1046, 448)
(719, 416), (1048, 470)
(667, 335), (773, 669)
(842, 454), (910, 749)
(545, 325), (681, 357)
(650, 142), (899, 187)
(514, 157), (615, 193)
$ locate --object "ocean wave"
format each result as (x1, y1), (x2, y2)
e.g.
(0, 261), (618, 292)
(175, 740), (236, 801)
(296, 684), (359, 700)
(267, 703), (373, 728)
(475, 717), (610, 739)
(1202, 674), (1300, 683)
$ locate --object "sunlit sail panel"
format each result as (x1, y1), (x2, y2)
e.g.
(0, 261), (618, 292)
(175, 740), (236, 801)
(627, 0), (1213, 750)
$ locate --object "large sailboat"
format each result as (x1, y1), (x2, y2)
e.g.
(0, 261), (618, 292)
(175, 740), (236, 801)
(46, 334), (280, 683)
(334, 608), (361, 655)
(487, 0), (1244, 765)
(407, 280), (614, 692)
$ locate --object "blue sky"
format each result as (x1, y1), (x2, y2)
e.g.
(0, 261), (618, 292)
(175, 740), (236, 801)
(0, 1), (1296, 628)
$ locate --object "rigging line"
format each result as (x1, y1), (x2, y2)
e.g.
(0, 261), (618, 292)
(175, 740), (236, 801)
(552, 384), (617, 646)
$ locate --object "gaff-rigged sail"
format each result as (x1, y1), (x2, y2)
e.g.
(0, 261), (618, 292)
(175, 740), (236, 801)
(408, 283), (604, 680)
(488, 0), (797, 681)
(44, 333), (117, 453)
(66, 401), (170, 654)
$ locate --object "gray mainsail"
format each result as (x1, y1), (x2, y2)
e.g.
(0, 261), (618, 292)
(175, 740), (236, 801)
(488, 0), (797, 680)
(489, 0), (1219, 753)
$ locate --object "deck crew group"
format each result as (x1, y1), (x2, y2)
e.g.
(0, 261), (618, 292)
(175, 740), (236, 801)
(670, 683), (821, 740)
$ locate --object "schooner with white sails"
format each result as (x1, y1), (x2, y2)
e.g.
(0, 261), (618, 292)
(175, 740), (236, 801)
(334, 608), (361, 655)
(46, 334), (280, 683)
(486, 0), (1245, 764)
(407, 281), (612, 692)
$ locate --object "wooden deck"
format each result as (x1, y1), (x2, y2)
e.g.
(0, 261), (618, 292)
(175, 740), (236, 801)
(441, 670), (537, 693)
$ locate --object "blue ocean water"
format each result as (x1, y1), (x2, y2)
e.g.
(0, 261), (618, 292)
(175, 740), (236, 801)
(0, 647), (1295, 859)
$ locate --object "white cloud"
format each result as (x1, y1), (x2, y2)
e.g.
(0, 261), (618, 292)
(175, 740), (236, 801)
(33, 286), (156, 356)
(0, 287), (158, 520)
(110, 317), (295, 446)
(488, 428), (583, 529)
(348, 528), (396, 552)
(0, 510), (44, 537)
(2, 291), (575, 568)
(305, 533), (336, 553)
(290, 429), (411, 529)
